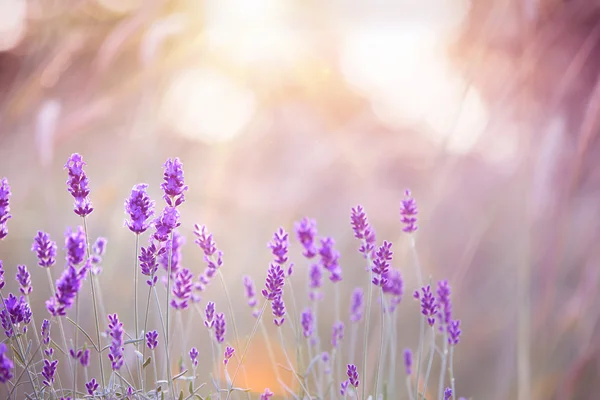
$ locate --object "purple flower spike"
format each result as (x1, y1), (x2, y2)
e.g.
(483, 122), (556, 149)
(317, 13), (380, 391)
(125, 183), (155, 234)
(444, 387), (453, 400)
(80, 348), (90, 367)
(319, 237), (342, 282)
(308, 263), (323, 301)
(331, 321), (344, 348)
(107, 314), (124, 371)
(86, 378), (99, 395)
(1, 294), (32, 337)
(146, 330), (158, 350)
(350, 205), (376, 259)
(16, 265), (32, 295)
(64, 153), (93, 217)
(403, 349), (412, 375)
(340, 380), (350, 395)
(301, 308), (314, 339)
(0, 343), (13, 383)
(69, 348), (82, 360)
(41, 319), (53, 356)
(294, 217), (318, 258)
(139, 241), (165, 286)
(153, 206), (180, 242)
(400, 189), (418, 233)
(161, 158), (188, 207)
(54, 264), (88, 310)
(383, 268), (404, 312)
(204, 302), (215, 328)
(260, 388), (274, 400)
(190, 347), (199, 368)
(93, 237), (107, 257)
(372, 241), (392, 287)
(32, 231), (57, 268)
(223, 346), (235, 365)
(415, 285), (437, 326)
(347, 364), (359, 388)
(42, 359), (58, 387)
(271, 295), (286, 327)
(0, 261), (4, 290)
(349, 287), (364, 323)
(0, 178), (11, 240)
(437, 280), (453, 331)
(448, 319), (462, 345)
(159, 230), (184, 277)
(65, 226), (87, 266)
(268, 227), (289, 266)
(262, 263), (285, 301)
(171, 268), (193, 310)
(215, 312), (226, 343)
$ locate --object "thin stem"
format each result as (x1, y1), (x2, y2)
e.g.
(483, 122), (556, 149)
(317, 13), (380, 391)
(134, 234), (142, 389)
(165, 233), (173, 382)
(285, 275), (303, 372)
(152, 283), (174, 398)
(73, 296), (79, 397)
(422, 326), (436, 399)
(373, 289), (385, 398)
(438, 332), (449, 400)
(259, 319), (283, 391)
(141, 276), (155, 392)
(45, 269), (74, 379)
(406, 376), (415, 400)
(278, 327), (311, 398)
(388, 308), (399, 395)
(83, 216), (106, 388)
(449, 346), (456, 398)
(415, 314), (425, 398)
(362, 275), (373, 400)
(226, 300), (268, 400)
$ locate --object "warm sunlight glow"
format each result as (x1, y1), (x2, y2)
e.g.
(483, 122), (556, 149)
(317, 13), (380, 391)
(161, 68), (256, 144)
(204, 0), (305, 70)
(0, 0), (27, 52)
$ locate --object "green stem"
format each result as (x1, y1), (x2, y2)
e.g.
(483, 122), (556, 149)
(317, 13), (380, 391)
(373, 289), (385, 398)
(362, 260), (373, 400)
(421, 326), (436, 399)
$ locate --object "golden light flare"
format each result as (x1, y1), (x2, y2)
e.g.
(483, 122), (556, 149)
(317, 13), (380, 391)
(160, 68), (256, 144)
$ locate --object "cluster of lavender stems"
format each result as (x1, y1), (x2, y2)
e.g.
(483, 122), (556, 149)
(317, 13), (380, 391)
(0, 155), (466, 400)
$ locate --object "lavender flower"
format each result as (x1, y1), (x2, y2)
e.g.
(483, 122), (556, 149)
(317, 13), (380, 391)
(262, 263), (285, 301)
(295, 217), (318, 258)
(347, 364), (359, 388)
(86, 378), (98, 395)
(1, 294), (32, 337)
(383, 268), (404, 312)
(349, 287), (364, 323)
(107, 314), (124, 370)
(146, 330), (158, 350)
(80, 348), (90, 367)
(0, 178), (11, 240)
(125, 183), (155, 234)
(64, 153), (93, 217)
(271, 295), (286, 327)
(437, 280), (453, 331)
(69, 348), (82, 360)
(223, 346), (235, 365)
(64, 226), (86, 265)
(444, 387), (453, 400)
(350, 205), (376, 259)
(448, 319), (462, 345)
(161, 158), (188, 207)
(204, 302), (215, 328)
(414, 285), (437, 326)
(308, 264), (323, 301)
(372, 241), (392, 287)
(0, 343), (13, 383)
(153, 206), (180, 242)
(319, 237), (342, 282)
(260, 388), (274, 400)
(190, 347), (199, 368)
(301, 308), (314, 339)
(400, 189), (418, 233)
(268, 227), (289, 266)
(16, 265), (32, 295)
(159, 230), (184, 277)
(215, 312), (226, 343)
(50, 263), (88, 315)
(32, 231), (57, 268)
(331, 321), (344, 348)
(193, 224), (223, 273)
(41, 319), (53, 356)
(340, 380), (349, 396)
(42, 359), (58, 387)
(403, 349), (412, 375)
(139, 241), (165, 286)
(89, 237), (107, 275)
(171, 268), (193, 310)
(243, 276), (259, 317)
(0, 261), (4, 290)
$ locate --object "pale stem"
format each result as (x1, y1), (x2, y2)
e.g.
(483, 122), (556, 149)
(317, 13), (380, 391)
(438, 331), (449, 400)
(422, 326), (436, 399)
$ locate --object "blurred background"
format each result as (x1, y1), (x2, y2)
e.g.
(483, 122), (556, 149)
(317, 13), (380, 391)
(1, 0), (600, 399)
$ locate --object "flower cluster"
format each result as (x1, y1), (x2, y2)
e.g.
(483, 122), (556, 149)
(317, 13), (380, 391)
(139, 241), (165, 286)
(1, 294), (32, 337)
(372, 241), (392, 287)
(0, 178), (11, 240)
(16, 264), (32, 295)
(0, 343), (12, 383)
(64, 153), (93, 217)
(161, 158), (188, 207)
(124, 183), (155, 234)
(146, 330), (159, 350)
(223, 346), (235, 365)
(32, 231), (57, 268)
(318, 237), (341, 282)
(295, 217), (318, 258)
(415, 285), (438, 327)
(171, 267), (194, 310)
(400, 189), (418, 233)
(350, 205), (376, 259)
(41, 359), (58, 387)
(190, 347), (199, 368)
(107, 314), (124, 371)
(64, 226), (87, 266)
(46, 264), (88, 317)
